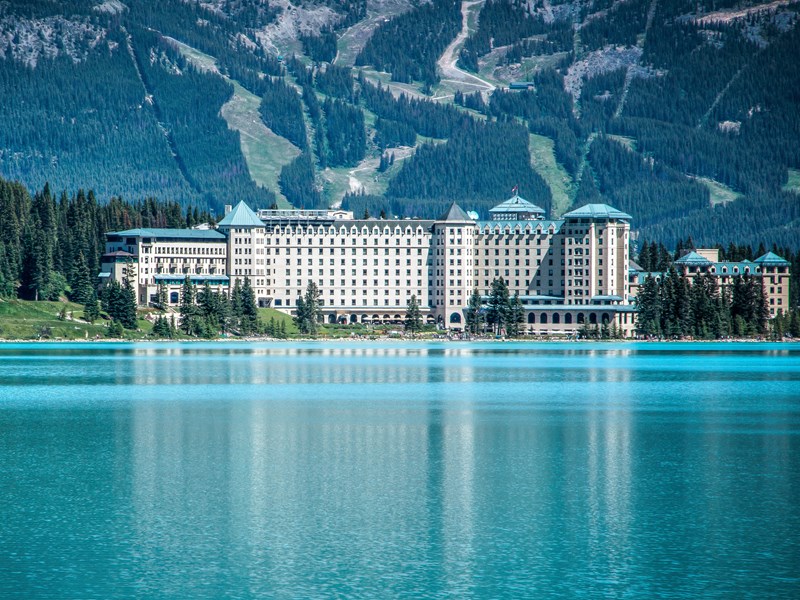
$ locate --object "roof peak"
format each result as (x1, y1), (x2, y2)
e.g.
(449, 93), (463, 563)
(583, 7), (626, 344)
(217, 201), (263, 228)
(437, 202), (473, 222)
(754, 251), (790, 265)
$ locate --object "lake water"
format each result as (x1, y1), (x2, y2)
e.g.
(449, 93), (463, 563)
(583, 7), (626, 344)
(1, 342), (799, 599)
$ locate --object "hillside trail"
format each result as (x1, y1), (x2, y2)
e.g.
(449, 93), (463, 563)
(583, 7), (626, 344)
(613, 0), (658, 119)
(436, 0), (496, 94)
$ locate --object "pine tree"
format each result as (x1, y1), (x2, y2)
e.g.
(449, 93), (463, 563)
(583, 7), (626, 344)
(69, 250), (93, 305)
(405, 294), (422, 336)
(465, 289), (484, 335)
(507, 293), (525, 337)
(239, 277), (260, 335)
(119, 265), (138, 330)
(179, 275), (202, 336)
(83, 288), (100, 324)
(487, 278), (510, 334)
(635, 275), (661, 337)
(156, 282), (168, 310)
(295, 281), (321, 336)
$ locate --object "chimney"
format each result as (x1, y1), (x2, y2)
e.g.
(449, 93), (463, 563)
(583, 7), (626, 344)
(224, 204), (232, 215)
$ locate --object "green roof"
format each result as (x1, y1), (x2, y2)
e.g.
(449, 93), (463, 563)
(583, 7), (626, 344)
(437, 202), (473, 222)
(217, 201), (264, 228)
(489, 194), (545, 216)
(754, 251), (790, 266)
(562, 203), (632, 220)
(674, 251), (712, 265)
(108, 228), (225, 240)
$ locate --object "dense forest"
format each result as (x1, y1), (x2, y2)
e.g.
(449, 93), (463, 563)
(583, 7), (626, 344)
(0, 176), (213, 305)
(355, 0), (461, 88)
(1, 0), (799, 252)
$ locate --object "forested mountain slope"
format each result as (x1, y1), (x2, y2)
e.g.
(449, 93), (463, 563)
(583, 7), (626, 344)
(0, 0), (798, 248)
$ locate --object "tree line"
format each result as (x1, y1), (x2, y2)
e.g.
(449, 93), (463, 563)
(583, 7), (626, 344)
(0, 175), (213, 305)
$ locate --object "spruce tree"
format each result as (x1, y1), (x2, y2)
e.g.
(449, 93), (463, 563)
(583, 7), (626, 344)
(83, 288), (100, 324)
(296, 281), (321, 336)
(465, 289), (484, 335)
(179, 275), (202, 336)
(240, 277), (260, 335)
(507, 293), (525, 337)
(487, 278), (510, 334)
(119, 265), (138, 330)
(405, 294), (422, 336)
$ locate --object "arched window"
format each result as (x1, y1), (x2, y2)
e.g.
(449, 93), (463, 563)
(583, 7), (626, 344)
(602, 313), (610, 325)
(540, 313), (548, 324)
(565, 313), (573, 324)
(589, 313), (597, 324)
(552, 313), (560, 324)
(449, 312), (462, 324)
(528, 312), (536, 324)
(170, 291), (179, 304)
(577, 313), (585, 324)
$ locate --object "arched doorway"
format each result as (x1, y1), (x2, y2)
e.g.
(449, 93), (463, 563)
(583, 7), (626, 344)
(577, 313), (585, 324)
(565, 313), (573, 324)
(552, 313), (560, 324)
(449, 312), (462, 324)
(589, 313), (597, 325)
(527, 312), (536, 324)
(540, 313), (548, 324)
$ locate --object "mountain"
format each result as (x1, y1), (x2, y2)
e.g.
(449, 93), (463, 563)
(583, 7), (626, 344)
(0, 0), (799, 247)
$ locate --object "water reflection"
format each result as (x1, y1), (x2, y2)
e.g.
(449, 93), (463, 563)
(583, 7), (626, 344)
(2, 343), (800, 598)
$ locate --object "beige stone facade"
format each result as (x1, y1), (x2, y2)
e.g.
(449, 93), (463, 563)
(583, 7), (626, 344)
(105, 198), (795, 337)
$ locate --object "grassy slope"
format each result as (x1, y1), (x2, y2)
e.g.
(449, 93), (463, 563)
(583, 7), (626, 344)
(783, 168), (800, 194)
(0, 299), (151, 340)
(170, 39), (300, 208)
(529, 133), (574, 217)
(691, 176), (743, 206)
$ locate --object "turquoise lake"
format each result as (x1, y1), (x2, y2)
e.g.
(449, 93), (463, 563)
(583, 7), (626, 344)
(1, 342), (799, 599)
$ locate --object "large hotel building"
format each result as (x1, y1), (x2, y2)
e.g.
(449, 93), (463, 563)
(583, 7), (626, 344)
(101, 195), (790, 335)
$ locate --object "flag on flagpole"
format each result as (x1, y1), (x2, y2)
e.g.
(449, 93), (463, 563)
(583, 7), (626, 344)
(511, 184), (518, 195)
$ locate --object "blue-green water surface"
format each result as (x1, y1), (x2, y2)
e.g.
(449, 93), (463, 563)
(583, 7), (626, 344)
(1, 342), (799, 599)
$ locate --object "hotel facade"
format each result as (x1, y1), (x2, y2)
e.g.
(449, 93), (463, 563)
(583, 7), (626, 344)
(101, 196), (790, 335)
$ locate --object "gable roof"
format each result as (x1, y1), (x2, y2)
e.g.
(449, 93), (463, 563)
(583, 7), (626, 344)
(437, 202), (473, 222)
(217, 201), (264, 228)
(562, 203), (632, 221)
(754, 251), (790, 266)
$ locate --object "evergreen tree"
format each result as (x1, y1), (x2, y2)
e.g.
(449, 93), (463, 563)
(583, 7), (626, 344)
(635, 275), (661, 337)
(239, 277), (260, 335)
(83, 288), (100, 324)
(119, 265), (139, 330)
(69, 250), (94, 305)
(464, 289), (484, 335)
(152, 315), (173, 338)
(507, 293), (525, 337)
(108, 320), (125, 338)
(295, 281), (321, 336)
(404, 295), (422, 336)
(156, 281), (168, 310)
(179, 275), (202, 336)
(487, 278), (510, 334)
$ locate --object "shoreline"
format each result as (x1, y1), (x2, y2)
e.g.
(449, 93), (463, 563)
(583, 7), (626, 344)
(0, 336), (794, 344)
